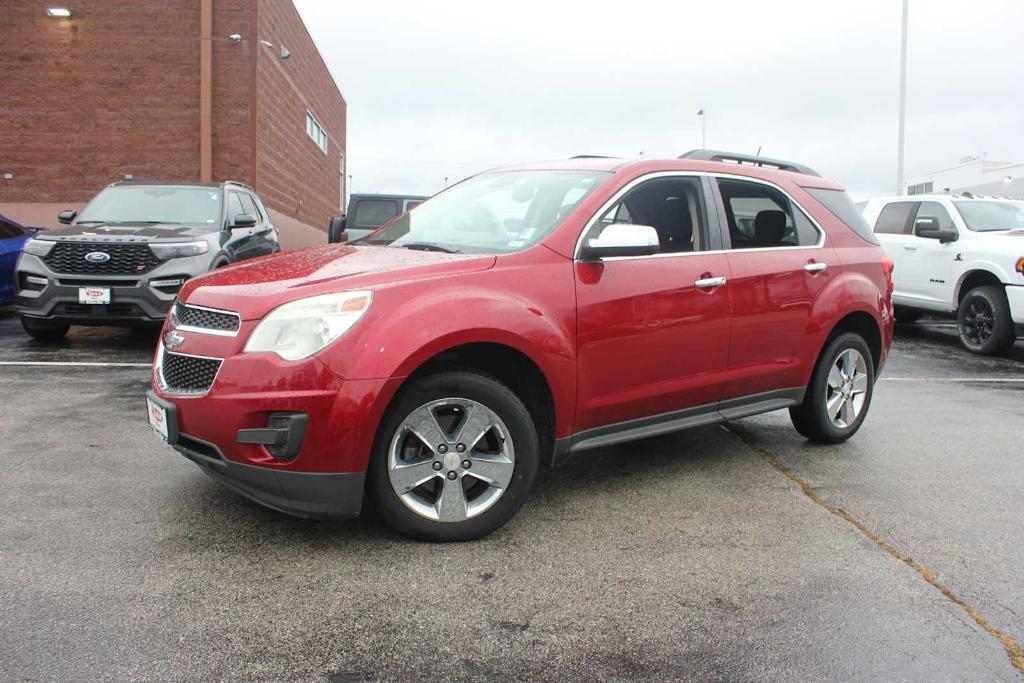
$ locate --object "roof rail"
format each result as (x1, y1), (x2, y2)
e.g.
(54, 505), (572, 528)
(571, 154), (618, 159)
(678, 149), (821, 177)
(224, 179), (255, 191)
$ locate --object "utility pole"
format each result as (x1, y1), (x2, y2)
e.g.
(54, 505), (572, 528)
(896, 0), (909, 194)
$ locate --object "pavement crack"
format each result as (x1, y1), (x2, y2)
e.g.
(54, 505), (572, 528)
(725, 425), (1024, 675)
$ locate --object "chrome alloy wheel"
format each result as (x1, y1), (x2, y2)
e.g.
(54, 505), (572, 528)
(388, 398), (515, 522)
(825, 348), (869, 429)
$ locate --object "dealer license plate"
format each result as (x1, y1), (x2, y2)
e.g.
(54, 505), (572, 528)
(79, 287), (111, 304)
(146, 396), (169, 441)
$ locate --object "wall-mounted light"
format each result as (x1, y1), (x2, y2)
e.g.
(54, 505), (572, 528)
(46, 7), (72, 17)
(228, 34), (242, 42)
(260, 39), (273, 48)
(280, 47), (291, 59)
(3, 173), (13, 180)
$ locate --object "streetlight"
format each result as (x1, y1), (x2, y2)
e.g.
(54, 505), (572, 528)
(697, 109), (706, 149)
(896, 0), (909, 195)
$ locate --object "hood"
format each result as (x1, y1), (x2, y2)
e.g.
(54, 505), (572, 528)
(38, 222), (214, 241)
(182, 244), (497, 320)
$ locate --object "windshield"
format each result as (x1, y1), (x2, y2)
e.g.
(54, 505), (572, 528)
(954, 200), (1024, 232)
(76, 186), (223, 225)
(359, 170), (610, 253)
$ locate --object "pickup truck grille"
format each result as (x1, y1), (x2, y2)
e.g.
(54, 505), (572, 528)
(174, 300), (240, 333)
(43, 242), (161, 275)
(159, 348), (222, 394)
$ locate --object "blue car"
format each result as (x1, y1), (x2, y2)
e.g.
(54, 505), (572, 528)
(0, 214), (45, 306)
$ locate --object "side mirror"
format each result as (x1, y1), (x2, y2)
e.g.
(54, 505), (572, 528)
(328, 215), (348, 243)
(58, 210), (77, 224)
(915, 217), (957, 243)
(581, 224), (660, 260)
(231, 213), (257, 229)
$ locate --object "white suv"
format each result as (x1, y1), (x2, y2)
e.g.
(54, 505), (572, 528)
(862, 195), (1024, 354)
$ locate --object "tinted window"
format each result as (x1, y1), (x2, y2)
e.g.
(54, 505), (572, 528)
(914, 201), (955, 234)
(717, 179), (819, 248)
(227, 192), (246, 220)
(805, 187), (880, 245)
(0, 220), (27, 240)
(589, 176), (706, 254)
(872, 201), (916, 235)
(352, 199), (400, 228)
(239, 193), (261, 221)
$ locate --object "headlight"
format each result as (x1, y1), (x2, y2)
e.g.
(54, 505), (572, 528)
(244, 291), (373, 361)
(23, 238), (55, 257)
(150, 241), (209, 260)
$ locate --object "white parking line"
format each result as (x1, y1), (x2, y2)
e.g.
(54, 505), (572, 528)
(0, 361), (152, 367)
(881, 377), (1024, 382)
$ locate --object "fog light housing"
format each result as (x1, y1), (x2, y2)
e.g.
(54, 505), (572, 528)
(236, 412), (309, 459)
(150, 277), (187, 294)
(19, 273), (47, 291)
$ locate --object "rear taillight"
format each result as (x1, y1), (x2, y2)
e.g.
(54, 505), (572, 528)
(881, 253), (895, 296)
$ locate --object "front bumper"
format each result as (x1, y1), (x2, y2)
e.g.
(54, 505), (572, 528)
(15, 252), (201, 324)
(151, 391), (365, 519)
(1006, 284), (1024, 325)
(149, 338), (400, 519)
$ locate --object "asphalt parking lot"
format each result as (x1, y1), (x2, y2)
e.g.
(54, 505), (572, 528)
(1, 310), (1022, 681)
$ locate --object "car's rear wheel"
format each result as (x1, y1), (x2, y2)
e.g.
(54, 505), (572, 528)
(21, 316), (69, 341)
(957, 286), (1015, 355)
(790, 332), (875, 444)
(368, 371), (539, 542)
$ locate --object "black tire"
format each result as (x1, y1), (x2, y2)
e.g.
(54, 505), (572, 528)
(790, 332), (875, 444)
(893, 306), (923, 324)
(21, 316), (70, 341)
(957, 286), (1015, 355)
(367, 371), (539, 542)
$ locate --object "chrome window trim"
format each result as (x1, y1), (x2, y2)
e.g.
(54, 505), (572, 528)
(172, 300), (241, 337)
(154, 341), (224, 397)
(572, 171), (826, 262)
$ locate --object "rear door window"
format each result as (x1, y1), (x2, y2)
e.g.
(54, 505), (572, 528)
(716, 178), (820, 248)
(873, 201), (917, 235)
(352, 199), (400, 228)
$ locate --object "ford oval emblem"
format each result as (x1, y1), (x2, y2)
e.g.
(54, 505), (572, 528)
(85, 251), (111, 263)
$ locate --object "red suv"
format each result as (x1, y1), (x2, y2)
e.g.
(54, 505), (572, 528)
(146, 151), (894, 541)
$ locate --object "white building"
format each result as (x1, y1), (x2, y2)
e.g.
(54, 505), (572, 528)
(906, 156), (1024, 198)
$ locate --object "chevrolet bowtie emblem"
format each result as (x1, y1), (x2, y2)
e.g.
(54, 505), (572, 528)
(164, 330), (185, 351)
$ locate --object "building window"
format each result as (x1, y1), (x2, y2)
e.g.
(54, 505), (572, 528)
(306, 111), (327, 153)
(339, 153), (346, 210)
(907, 181), (933, 196)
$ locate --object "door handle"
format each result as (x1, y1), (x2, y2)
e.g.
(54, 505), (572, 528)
(804, 262), (828, 273)
(694, 276), (727, 289)
(904, 245), (917, 251)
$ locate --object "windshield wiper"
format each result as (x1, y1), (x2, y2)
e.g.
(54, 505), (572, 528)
(398, 242), (462, 254)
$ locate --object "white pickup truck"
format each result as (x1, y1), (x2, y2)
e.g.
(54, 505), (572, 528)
(862, 195), (1024, 354)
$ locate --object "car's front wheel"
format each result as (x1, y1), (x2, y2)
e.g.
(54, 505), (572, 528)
(790, 332), (875, 444)
(368, 371), (539, 542)
(21, 316), (70, 342)
(957, 285), (1015, 355)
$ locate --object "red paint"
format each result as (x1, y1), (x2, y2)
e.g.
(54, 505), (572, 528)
(154, 157), (893, 478)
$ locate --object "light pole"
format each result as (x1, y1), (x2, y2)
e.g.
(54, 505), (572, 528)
(896, 0), (909, 194)
(697, 109), (706, 148)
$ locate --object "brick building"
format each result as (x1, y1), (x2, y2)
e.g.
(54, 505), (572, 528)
(0, 0), (346, 248)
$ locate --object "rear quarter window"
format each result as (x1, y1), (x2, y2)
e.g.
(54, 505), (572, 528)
(805, 187), (880, 245)
(352, 199), (400, 228)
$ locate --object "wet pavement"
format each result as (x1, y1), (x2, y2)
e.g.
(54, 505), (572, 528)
(1, 308), (1022, 681)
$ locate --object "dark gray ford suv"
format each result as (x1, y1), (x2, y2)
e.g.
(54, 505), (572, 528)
(16, 180), (280, 340)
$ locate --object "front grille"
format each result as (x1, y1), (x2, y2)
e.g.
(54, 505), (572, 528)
(174, 300), (240, 333)
(160, 348), (222, 394)
(54, 302), (144, 317)
(43, 242), (162, 275)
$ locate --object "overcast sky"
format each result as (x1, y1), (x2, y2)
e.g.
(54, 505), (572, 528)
(294, 0), (1024, 201)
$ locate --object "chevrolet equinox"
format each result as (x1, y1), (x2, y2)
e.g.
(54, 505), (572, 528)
(147, 151), (894, 541)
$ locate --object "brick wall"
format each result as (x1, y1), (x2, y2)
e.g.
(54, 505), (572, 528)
(211, 0), (255, 186)
(0, 1), (201, 204)
(254, 0), (346, 236)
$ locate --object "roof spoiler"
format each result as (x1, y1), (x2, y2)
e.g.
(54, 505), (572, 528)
(678, 149), (820, 177)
